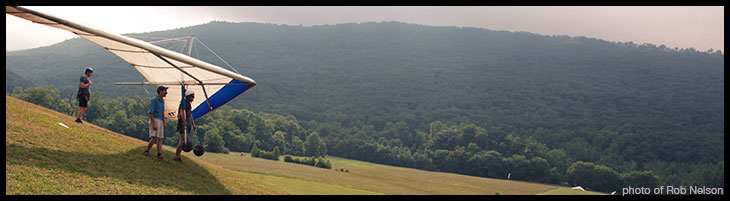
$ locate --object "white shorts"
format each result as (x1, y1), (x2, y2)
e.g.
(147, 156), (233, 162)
(149, 118), (164, 139)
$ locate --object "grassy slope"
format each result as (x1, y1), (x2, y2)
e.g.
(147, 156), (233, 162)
(5, 96), (290, 195)
(200, 152), (606, 195)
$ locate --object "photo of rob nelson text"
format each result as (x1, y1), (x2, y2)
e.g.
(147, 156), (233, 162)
(622, 185), (723, 196)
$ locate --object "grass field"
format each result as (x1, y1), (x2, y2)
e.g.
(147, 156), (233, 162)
(6, 95), (605, 195)
(537, 187), (609, 195)
(6, 96), (290, 195)
(199, 151), (606, 195)
(238, 171), (384, 195)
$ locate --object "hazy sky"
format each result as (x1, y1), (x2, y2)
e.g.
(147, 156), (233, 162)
(6, 6), (724, 52)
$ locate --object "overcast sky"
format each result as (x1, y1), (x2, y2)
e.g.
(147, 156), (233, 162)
(6, 6), (724, 52)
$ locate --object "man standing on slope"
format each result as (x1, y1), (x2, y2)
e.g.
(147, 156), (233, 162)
(144, 86), (168, 159)
(173, 89), (196, 163)
(75, 67), (93, 123)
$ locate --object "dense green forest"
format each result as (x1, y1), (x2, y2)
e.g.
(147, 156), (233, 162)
(6, 21), (724, 192)
(5, 70), (33, 92)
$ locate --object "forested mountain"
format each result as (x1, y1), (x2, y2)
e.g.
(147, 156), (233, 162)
(6, 69), (34, 92)
(7, 21), (724, 191)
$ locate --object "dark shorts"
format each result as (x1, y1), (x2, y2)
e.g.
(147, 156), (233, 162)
(78, 94), (89, 107)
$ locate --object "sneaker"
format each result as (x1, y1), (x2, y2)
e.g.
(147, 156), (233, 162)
(157, 153), (163, 159)
(75, 118), (83, 124)
(143, 150), (149, 156)
(173, 157), (182, 163)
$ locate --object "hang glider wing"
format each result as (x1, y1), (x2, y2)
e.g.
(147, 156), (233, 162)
(7, 6), (256, 120)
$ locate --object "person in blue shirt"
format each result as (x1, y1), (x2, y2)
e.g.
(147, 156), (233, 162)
(144, 86), (168, 159)
(75, 67), (93, 123)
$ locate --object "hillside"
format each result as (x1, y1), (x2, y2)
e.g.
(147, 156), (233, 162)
(6, 21), (723, 139)
(6, 21), (724, 189)
(5, 96), (289, 195)
(6, 69), (33, 92)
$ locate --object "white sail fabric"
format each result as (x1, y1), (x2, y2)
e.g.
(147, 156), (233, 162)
(7, 6), (256, 120)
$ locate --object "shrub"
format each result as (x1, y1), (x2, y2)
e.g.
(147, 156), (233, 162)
(251, 148), (280, 161)
(283, 155), (331, 169)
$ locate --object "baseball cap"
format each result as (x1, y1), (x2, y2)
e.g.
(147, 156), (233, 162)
(157, 86), (168, 93)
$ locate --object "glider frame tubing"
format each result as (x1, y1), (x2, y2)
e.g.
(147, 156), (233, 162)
(154, 53), (214, 110)
(113, 52), (241, 111)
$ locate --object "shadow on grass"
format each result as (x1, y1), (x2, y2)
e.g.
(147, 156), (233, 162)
(6, 143), (231, 194)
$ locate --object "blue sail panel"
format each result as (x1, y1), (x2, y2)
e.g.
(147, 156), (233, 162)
(191, 79), (253, 120)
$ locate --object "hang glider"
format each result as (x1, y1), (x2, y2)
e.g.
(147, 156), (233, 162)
(6, 6), (256, 120)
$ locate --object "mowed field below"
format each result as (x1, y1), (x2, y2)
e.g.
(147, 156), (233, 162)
(198, 151), (606, 195)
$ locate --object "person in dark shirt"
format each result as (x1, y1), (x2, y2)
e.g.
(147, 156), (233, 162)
(75, 67), (93, 123)
(173, 89), (196, 163)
